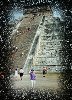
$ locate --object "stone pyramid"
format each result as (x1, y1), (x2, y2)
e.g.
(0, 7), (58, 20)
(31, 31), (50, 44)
(23, 15), (64, 73)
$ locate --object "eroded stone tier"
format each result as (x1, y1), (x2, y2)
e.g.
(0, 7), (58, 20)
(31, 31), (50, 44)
(33, 16), (64, 68)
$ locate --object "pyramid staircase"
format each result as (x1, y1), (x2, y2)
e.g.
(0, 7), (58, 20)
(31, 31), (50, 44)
(23, 15), (64, 74)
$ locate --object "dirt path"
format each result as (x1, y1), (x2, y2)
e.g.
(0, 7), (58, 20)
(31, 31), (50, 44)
(11, 73), (60, 90)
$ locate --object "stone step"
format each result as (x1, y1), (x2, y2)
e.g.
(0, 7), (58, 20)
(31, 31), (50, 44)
(32, 16), (63, 67)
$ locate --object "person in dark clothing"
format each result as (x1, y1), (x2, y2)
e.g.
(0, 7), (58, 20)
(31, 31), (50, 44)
(43, 67), (46, 77)
(43, 67), (47, 77)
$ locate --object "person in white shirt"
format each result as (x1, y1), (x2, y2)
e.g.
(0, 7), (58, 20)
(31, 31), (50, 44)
(15, 69), (18, 77)
(19, 68), (24, 80)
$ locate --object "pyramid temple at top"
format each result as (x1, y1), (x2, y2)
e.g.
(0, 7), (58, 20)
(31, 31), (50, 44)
(23, 15), (64, 73)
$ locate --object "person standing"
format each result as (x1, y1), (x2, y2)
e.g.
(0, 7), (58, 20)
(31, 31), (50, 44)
(43, 67), (46, 77)
(30, 69), (36, 88)
(19, 68), (24, 80)
(15, 69), (18, 77)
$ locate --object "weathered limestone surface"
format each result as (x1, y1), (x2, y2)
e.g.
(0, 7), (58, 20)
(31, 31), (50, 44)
(11, 13), (43, 70)
(11, 9), (64, 73)
(11, 12), (51, 72)
(24, 15), (64, 72)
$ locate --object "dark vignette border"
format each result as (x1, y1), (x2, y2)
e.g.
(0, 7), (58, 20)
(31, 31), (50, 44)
(0, 0), (72, 100)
